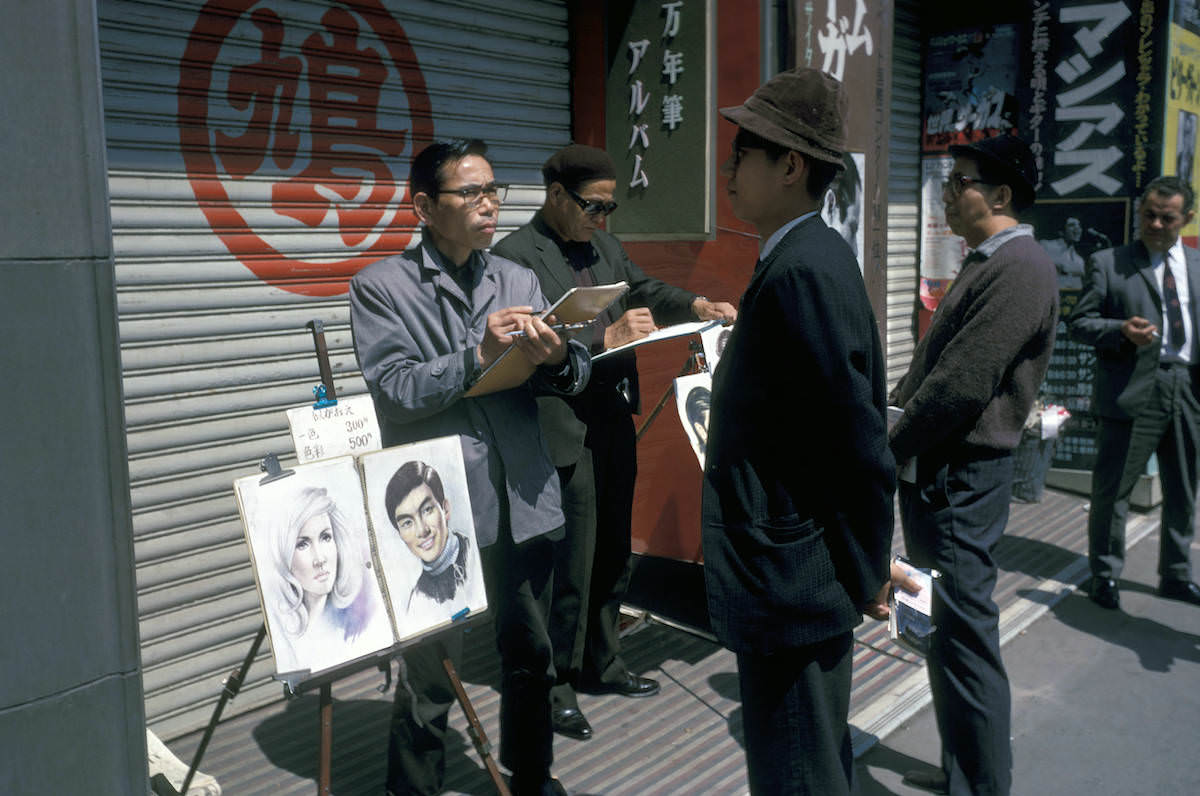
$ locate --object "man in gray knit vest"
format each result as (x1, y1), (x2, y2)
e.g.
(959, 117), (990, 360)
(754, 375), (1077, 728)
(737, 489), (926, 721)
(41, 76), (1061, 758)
(888, 134), (1059, 795)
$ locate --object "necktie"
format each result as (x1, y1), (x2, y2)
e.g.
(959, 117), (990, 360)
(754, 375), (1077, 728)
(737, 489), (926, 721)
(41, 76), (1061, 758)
(1163, 252), (1185, 352)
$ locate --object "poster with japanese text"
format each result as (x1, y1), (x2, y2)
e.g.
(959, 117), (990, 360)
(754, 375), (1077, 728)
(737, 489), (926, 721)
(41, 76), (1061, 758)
(1166, 22), (1200, 244)
(922, 24), (1020, 152)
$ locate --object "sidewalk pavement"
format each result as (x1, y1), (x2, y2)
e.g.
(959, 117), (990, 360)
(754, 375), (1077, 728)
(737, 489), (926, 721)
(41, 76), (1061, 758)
(855, 519), (1200, 795)
(169, 489), (1198, 794)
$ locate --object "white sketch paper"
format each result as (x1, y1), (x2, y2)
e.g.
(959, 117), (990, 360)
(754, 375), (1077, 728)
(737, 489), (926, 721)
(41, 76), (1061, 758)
(235, 457), (393, 676)
(700, 323), (733, 373)
(360, 436), (487, 640)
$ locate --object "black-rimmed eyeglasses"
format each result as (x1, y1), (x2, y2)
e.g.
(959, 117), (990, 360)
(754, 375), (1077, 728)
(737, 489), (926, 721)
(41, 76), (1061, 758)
(943, 173), (995, 197)
(566, 186), (619, 217)
(438, 182), (508, 208)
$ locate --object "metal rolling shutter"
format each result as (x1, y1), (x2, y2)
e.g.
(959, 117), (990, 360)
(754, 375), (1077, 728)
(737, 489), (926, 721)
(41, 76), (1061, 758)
(886, 1), (921, 388)
(98, 0), (571, 740)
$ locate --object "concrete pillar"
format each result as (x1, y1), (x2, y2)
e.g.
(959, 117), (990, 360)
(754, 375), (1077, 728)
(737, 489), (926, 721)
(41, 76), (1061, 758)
(0, 1), (148, 793)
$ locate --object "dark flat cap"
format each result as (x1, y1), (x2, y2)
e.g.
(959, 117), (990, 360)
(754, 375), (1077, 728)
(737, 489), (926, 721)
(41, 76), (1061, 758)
(719, 67), (847, 167)
(950, 134), (1039, 210)
(542, 144), (617, 191)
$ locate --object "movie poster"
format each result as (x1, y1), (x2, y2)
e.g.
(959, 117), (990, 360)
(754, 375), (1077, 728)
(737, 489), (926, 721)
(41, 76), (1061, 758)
(922, 25), (1020, 152)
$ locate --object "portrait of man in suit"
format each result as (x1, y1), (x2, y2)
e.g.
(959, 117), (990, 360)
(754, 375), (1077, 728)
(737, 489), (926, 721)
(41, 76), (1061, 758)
(492, 143), (736, 742)
(1069, 175), (1200, 611)
(700, 68), (896, 795)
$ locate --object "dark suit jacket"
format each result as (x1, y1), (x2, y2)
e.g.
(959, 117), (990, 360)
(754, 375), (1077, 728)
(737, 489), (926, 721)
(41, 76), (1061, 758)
(1068, 241), (1200, 419)
(491, 213), (698, 465)
(701, 216), (896, 654)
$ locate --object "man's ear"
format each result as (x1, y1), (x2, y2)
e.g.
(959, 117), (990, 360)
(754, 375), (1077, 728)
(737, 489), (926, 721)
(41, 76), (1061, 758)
(441, 499), (451, 525)
(1186, 209), (1197, 227)
(781, 150), (808, 187)
(414, 192), (435, 224)
(990, 183), (1013, 212)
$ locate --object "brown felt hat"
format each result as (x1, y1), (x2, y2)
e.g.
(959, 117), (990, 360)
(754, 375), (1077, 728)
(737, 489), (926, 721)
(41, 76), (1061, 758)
(719, 67), (847, 167)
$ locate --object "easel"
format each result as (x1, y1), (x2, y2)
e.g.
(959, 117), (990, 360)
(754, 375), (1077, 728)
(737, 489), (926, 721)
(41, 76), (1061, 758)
(634, 340), (707, 441)
(168, 321), (510, 796)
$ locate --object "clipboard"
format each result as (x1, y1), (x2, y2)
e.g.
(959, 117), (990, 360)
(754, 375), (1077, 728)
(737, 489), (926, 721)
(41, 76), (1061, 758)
(463, 282), (629, 397)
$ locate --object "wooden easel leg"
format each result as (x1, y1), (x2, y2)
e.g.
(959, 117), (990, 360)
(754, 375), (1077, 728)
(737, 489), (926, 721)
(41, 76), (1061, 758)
(176, 624), (267, 795)
(440, 651), (512, 796)
(318, 683), (333, 796)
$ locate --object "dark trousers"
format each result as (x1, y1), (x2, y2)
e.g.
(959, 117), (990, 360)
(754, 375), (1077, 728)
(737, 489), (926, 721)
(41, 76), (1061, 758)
(581, 410), (638, 686)
(736, 632), (854, 796)
(900, 447), (1014, 796)
(386, 531), (557, 796)
(1089, 364), (1198, 582)
(547, 410), (638, 703)
(548, 452), (596, 712)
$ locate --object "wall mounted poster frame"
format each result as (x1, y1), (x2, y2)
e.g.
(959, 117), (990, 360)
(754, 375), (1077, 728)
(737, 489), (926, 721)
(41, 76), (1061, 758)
(234, 435), (486, 682)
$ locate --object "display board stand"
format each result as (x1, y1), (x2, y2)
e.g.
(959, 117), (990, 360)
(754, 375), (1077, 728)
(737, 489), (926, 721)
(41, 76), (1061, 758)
(634, 341), (705, 442)
(172, 323), (510, 796)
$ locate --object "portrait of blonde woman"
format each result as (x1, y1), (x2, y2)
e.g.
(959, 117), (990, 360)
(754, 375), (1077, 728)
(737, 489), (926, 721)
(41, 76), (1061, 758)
(237, 459), (394, 676)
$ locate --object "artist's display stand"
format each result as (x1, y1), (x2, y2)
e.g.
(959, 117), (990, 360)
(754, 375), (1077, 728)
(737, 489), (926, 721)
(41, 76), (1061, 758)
(634, 340), (706, 441)
(172, 321), (510, 796)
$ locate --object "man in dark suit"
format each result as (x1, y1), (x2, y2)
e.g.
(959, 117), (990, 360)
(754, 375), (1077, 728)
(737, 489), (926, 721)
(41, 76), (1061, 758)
(492, 144), (736, 740)
(701, 68), (895, 795)
(1069, 175), (1200, 611)
(889, 134), (1058, 795)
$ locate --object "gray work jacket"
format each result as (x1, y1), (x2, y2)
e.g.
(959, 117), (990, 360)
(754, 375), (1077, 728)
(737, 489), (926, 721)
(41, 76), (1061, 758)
(349, 237), (590, 546)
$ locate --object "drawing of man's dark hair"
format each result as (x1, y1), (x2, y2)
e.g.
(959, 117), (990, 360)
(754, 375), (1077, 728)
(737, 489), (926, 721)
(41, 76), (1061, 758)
(685, 386), (711, 426)
(384, 460), (447, 527)
(409, 139), (491, 198)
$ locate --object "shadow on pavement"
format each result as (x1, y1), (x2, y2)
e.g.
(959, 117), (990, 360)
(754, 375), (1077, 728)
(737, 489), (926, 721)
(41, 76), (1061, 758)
(1018, 588), (1200, 673)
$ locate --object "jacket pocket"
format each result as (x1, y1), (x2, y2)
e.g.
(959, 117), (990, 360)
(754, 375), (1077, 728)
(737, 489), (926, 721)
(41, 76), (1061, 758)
(757, 514), (818, 545)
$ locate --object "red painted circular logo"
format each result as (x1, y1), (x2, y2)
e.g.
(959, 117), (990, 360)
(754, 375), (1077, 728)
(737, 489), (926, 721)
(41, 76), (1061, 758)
(179, 1), (433, 296)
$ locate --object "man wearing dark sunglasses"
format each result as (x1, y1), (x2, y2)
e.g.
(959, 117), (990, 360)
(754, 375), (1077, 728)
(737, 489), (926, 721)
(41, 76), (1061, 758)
(493, 144), (735, 743)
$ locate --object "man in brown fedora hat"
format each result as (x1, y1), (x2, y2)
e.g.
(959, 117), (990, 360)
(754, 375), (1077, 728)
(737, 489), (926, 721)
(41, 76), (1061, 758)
(700, 67), (896, 795)
(889, 133), (1058, 794)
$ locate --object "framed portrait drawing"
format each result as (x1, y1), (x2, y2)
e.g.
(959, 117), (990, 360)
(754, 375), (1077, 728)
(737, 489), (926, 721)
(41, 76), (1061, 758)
(235, 456), (394, 677)
(234, 435), (488, 681)
(360, 436), (487, 641)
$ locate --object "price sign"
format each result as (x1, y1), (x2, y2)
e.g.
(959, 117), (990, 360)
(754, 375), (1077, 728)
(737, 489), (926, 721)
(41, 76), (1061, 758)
(286, 394), (383, 463)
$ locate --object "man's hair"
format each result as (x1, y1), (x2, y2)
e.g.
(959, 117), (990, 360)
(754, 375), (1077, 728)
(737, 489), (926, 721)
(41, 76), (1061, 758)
(409, 139), (490, 198)
(964, 153), (1035, 213)
(1143, 175), (1195, 214)
(735, 127), (840, 200)
(384, 461), (446, 528)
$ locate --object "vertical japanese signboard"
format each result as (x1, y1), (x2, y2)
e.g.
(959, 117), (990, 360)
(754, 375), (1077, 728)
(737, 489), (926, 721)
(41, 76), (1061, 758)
(1018, 0), (1169, 471)
(605, 0), (713, 239)
(794, 0), (891, 307)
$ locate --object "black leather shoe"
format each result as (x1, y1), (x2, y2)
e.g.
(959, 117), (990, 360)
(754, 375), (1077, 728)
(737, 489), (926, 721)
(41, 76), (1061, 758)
(1159, 578), (1200, 605)
(1089, 576), (1120, 610)
(550, 707), (593, 740)
(902, 768), (948, 794)
(580, 672), (660, 698)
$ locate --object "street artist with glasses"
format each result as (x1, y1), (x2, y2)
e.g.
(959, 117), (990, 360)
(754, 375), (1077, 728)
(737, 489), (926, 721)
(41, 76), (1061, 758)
(351, 138), (591, 796)
(493, 144), (736, 742)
